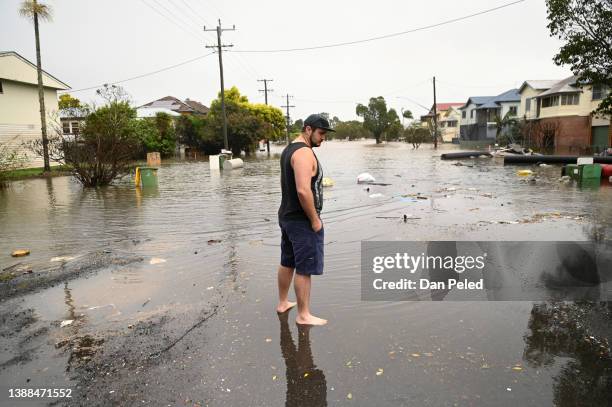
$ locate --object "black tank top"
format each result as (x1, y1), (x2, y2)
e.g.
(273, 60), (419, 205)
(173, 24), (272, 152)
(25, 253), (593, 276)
(278, 142), (323, 221)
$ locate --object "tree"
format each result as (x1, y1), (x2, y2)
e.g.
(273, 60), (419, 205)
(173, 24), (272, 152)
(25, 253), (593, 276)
(58, 94), (81, 110)
(137, 112), (176, 157)
(291, 119), (304, 134)
(356, 97), (399, 144)
(404, 123), (430, 149)
(19, 0), (53, 172)
(494, 111), (519, 145)
(204, 87), (284, 154)
(66, 101), (141, 186)
(175, 115), (200, 149)
(0, 137), (27, 187)
(402, 110), (414, 120)
(546, 0), (612, 115)
(331, 120), (374, 141)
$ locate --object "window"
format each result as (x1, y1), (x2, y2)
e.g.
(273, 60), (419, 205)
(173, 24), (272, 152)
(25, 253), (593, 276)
(508, 106), (518, 116)
(561, 93), (579, 105)
(592, 84), (610, 100)
(542, 96), (559, 108)
(71, 121), (80, 135)
(470, 110), (474, 119)
(62, 121), (71, 134)
(0, 80), (3, 93)
(446, 120), (457, 128)
(462, 111), (466, 119)
(525, 98), (531, 111)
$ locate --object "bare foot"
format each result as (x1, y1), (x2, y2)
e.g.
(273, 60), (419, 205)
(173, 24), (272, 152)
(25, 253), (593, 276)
(296, 314), (327, 326)
(276, 301), (297, 313)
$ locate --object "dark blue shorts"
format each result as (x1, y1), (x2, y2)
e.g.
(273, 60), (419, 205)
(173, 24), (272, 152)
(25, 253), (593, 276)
(279, 218), (324, 276)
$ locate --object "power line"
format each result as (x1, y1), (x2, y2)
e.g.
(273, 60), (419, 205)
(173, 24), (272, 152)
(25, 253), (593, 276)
(230, 0), (525, 53)
(60, 52), (216, 93)
(139, 0), (204, 42)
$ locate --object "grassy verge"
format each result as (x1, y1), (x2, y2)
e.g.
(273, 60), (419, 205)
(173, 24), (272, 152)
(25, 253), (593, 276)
(0, 165), (72, 181)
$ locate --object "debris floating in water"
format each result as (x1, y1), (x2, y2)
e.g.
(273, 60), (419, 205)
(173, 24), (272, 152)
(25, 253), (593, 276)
(11, 249), (30, 257)
(149, 258), (166, 265)
(357, 173), (376, 183)
(51, 256), (75, 262)
(322, 177), (335, 187)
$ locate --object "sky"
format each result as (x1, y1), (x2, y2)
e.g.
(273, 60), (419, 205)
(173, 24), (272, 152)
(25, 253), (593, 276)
(1, 0), (571, 122)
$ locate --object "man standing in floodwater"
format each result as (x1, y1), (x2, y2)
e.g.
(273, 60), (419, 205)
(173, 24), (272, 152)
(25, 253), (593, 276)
(276, 114), (334, 325)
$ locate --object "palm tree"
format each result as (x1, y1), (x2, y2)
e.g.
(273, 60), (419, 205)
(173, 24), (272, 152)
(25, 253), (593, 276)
(19, 0), (53, 172)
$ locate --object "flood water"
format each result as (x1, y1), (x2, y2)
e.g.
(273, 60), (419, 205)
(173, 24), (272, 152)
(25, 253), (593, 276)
(1, 140), (611, 406)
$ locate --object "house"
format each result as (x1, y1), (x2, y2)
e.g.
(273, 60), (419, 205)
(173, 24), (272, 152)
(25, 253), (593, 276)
(136, 107), (181, 119)
(0, 51), (70, 168)
(517, 80), (561, 120)
(183, 98), (209, 116)
(524, 76), (610, 154)
(139, 96), (209, 117)
(458, 89), (520, 146)
(420, 103), (463, 143)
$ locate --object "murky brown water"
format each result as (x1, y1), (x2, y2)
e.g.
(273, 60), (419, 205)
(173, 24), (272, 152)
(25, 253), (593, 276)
(1, 140), (611, 406)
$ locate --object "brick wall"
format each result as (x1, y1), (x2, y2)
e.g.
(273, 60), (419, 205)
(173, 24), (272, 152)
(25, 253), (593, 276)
(534, 116), (591, 154)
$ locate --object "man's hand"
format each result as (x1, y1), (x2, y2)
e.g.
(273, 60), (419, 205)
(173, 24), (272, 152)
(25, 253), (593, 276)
(311, 217), (323, 233)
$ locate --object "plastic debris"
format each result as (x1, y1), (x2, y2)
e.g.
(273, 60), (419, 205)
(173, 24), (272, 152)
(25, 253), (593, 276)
(517, 169), (533, 176)
(376, 368), (384, 376)
(265, 338), (272, 343)
(207, 239), (222, 245)
(11, 249), (30, 257)
(369, 193), (383, 198)
(149, 258), (166, 265)
(322, 177), (335, 187)
(51, 256), (75, 262)
(357, 173), (376, 183)
(347, 393), (353, 400)
(60, 320), (74, 328)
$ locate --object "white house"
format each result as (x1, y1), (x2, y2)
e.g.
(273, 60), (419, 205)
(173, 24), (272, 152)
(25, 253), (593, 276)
(458, 89), (520, 145)
(0, 51), (70, 168)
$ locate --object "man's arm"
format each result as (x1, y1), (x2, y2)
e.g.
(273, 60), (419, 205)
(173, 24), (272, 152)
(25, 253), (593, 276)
(292, 148), (322, 231)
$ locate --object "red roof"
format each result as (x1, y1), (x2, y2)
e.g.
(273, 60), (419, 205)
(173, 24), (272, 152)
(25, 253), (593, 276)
(434, 103), (464, 112)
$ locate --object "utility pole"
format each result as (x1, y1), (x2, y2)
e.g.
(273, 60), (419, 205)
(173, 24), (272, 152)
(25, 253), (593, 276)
(281, 94), (295, 144)
(257, 79), (273, 105)
(205, 19), (235, 152)
(432, 76), (438, 149)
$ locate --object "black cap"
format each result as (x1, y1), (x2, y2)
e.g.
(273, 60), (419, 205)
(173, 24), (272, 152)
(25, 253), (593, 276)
(304, 114), (336, 132)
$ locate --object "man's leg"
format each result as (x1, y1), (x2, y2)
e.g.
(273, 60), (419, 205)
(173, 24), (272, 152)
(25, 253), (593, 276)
(277, 265), (297, 313)
(294, 274), (327, 325)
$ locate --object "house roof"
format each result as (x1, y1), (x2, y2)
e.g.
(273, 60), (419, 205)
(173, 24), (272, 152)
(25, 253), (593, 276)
(0, 50), (70, 90)
(459, 96), (494, 109)
(136, 107), (181, 118)
(518, 80), (562, 93)
(475, 89), (520, 109)
(184, 98), (209, 114)
(432, 103), (464, 112)
(536, 76), (580, 98)
(139, 96), (195, 113)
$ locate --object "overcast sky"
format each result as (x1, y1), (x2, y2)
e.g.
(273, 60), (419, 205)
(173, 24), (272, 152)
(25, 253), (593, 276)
(2, 0), (571, 122)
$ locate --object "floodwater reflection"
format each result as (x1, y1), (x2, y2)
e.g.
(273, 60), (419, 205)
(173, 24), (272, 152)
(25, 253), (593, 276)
(278, 312), (327, 407)
(523, 302), (612, 406)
